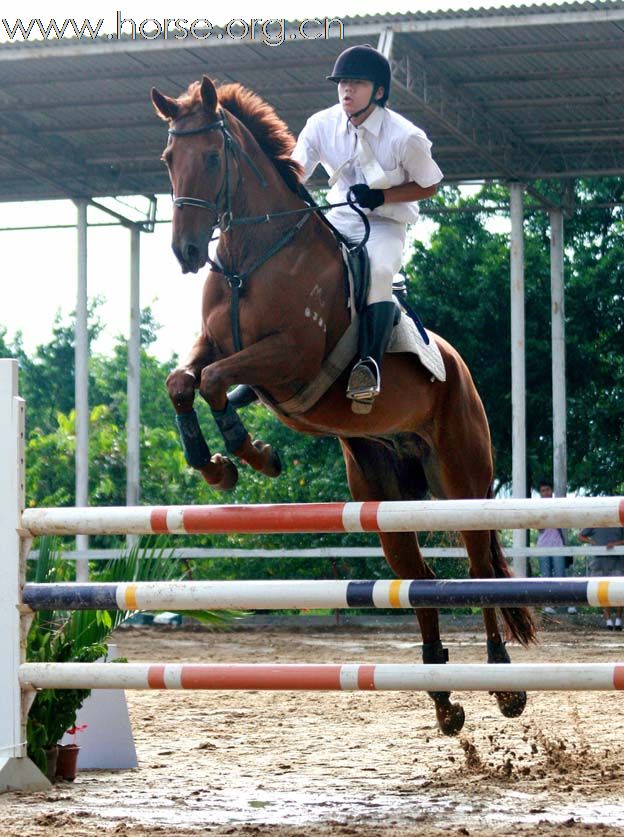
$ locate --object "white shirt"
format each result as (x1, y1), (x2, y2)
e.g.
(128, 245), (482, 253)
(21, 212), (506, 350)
(292, 103), (443, 224)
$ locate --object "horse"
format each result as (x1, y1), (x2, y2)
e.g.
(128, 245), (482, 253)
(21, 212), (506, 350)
(151, 76), (537, 736)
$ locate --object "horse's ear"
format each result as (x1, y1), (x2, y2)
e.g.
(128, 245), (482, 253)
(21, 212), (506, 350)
(200, 76), (218, 114)
(151, 87), (179, 121)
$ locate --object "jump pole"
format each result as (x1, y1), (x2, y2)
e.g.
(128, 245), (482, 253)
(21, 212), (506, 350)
(18, 662), (624, 693)
(0, 359), (49, 791)
(21, 495), (624, 536)
(21, 577), (624, 611)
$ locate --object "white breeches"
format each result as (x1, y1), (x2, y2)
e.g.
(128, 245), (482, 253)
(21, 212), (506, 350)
(327, 208), (407, 304)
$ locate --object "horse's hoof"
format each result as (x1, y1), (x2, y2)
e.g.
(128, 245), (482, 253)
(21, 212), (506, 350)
(493, 690), (527, 718)
(200, 454), (239, 491)
(435, 701), (466, 736)
(252, 440), (282, 478)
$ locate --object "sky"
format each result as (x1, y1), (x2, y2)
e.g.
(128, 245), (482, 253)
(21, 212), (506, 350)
(1, 0), (535, 360)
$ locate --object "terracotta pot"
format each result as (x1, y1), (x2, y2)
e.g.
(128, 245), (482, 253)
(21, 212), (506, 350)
(44, 745), (59, 782)
(56, 744), (80, 781)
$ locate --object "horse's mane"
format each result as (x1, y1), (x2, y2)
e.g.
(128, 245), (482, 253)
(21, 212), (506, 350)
(181, 80), (303, 193)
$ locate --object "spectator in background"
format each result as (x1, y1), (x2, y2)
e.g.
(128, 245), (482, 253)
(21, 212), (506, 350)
(579, 526), (624, 630)
(536, 479), (576, 615)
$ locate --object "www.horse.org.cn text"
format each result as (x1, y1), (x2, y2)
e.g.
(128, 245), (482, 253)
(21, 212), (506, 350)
(1, 15), (346, 45)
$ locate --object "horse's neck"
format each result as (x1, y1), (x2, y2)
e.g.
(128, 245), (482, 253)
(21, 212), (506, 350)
(218, 133), (304, 265)
(217, 125), (349, 348)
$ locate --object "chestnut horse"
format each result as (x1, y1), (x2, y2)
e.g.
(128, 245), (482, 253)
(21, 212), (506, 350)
(151, 76), (536, 736)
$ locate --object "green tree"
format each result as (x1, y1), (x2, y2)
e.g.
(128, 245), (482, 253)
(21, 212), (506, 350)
(18, 303), (103, 437)
(409, 182), (623, 495)
(0, 325), (17, 358)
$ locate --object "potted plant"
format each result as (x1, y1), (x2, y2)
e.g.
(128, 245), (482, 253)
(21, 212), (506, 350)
(25, 539), (108, 778)
(26, 609), (108, 778)
(56, 723), (88, 781)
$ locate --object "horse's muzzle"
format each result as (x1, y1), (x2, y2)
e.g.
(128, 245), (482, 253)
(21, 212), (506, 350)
(174, 238), (208, 274)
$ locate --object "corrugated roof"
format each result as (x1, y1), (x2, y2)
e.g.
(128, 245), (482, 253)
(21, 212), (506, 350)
(0, 0), (623, 202)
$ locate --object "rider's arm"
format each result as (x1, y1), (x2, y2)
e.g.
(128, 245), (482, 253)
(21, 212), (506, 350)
(382, 182), (438, 203)
(292, 120), (321, 184)
(393, 130), (443, 203)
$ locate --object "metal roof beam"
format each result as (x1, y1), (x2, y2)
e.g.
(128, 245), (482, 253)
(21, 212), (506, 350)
(1, 107), (147, 195)
(423, 35), (624, 60)
(521, 120), (624, 133)
(488, 93), (624, 109)
(459, 65), (624, 85)
(0, 147), (92, 200)
(523, 133), (624, 144)
(349, 7), (624, 35)
(0, 82), (328, 114)
(391, 48), (547, 181)
(0, 54), (328, 86)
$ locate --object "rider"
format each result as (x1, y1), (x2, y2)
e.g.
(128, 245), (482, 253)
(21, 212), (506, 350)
(292, 44), (443, 405)
(228, 44), (443, 409)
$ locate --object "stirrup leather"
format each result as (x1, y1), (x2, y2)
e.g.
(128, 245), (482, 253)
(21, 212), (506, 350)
(346, 357), (381, 402)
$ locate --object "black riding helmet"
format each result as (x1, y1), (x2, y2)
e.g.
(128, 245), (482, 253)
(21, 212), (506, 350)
(327, 44), (391, 107)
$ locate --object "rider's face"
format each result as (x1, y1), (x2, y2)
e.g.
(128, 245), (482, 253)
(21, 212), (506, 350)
(338, 78), (377, 117)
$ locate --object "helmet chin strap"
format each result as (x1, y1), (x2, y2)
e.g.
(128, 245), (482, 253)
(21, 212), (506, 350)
(346, 87), (382, 124)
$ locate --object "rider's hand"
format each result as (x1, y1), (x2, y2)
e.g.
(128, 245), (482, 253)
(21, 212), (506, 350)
(350, 183), (385, 210)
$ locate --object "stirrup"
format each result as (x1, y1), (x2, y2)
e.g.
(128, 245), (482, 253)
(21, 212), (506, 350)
(346, 357), (380, 402)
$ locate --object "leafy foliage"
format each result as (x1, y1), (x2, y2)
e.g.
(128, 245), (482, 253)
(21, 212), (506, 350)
(410, 182), (623, 495)
(26, 538), (108, 771)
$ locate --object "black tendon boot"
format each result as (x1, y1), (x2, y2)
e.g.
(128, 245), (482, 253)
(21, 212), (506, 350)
(227, 385), (259, 409)
(346, 301), (395, 413)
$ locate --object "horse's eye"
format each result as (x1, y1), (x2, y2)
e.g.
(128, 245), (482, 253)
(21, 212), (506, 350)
(204, 153), (220, 170)
(161, 153), (172, 169)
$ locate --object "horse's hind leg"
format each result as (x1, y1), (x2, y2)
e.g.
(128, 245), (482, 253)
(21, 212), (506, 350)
(209, 401), (282, 478)
(380, 531), (466, 736)
(430, 406), (537, 720)
(462, 529), (532, 718)
(340, 438), (465, 736)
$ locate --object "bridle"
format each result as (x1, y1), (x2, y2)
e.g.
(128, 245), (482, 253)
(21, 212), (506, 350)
(166, 107), (370, 352)
(168, 108), (269, 235)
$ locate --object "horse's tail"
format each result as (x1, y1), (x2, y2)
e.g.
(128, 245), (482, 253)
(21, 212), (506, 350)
(487, 488), (539, 646)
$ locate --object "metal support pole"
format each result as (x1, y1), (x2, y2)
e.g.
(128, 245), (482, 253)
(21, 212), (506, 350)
(0, 359), (49, 791)
(377, 28), (394, 58)
(74, 201), (89, 582)
(126, 226), (141, 549)
(510, 183), (527, 576)
(550, 209), (567, 500)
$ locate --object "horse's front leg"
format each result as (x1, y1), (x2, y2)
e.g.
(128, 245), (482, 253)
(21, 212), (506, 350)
(197, 332), (308, 478)
(166, 340), (239, 491)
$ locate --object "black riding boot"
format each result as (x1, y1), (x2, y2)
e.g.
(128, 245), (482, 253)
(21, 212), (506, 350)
(227, 385), (259, 409)
(346, 301), (395, 409)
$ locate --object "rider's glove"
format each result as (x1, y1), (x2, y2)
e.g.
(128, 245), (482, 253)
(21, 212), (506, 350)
(350, 183), (385, 211)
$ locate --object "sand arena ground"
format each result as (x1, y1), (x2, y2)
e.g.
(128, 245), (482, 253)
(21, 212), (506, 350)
(2, 616), (624, 836)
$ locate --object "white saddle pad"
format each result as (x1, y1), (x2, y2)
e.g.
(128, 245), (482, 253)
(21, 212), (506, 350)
(388, 313), (446, 383)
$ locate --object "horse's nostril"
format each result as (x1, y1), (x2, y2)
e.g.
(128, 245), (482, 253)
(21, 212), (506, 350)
(185, 243), (199, 261)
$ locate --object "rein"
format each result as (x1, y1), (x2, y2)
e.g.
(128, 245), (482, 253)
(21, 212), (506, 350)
(168, 108), (370, 352)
